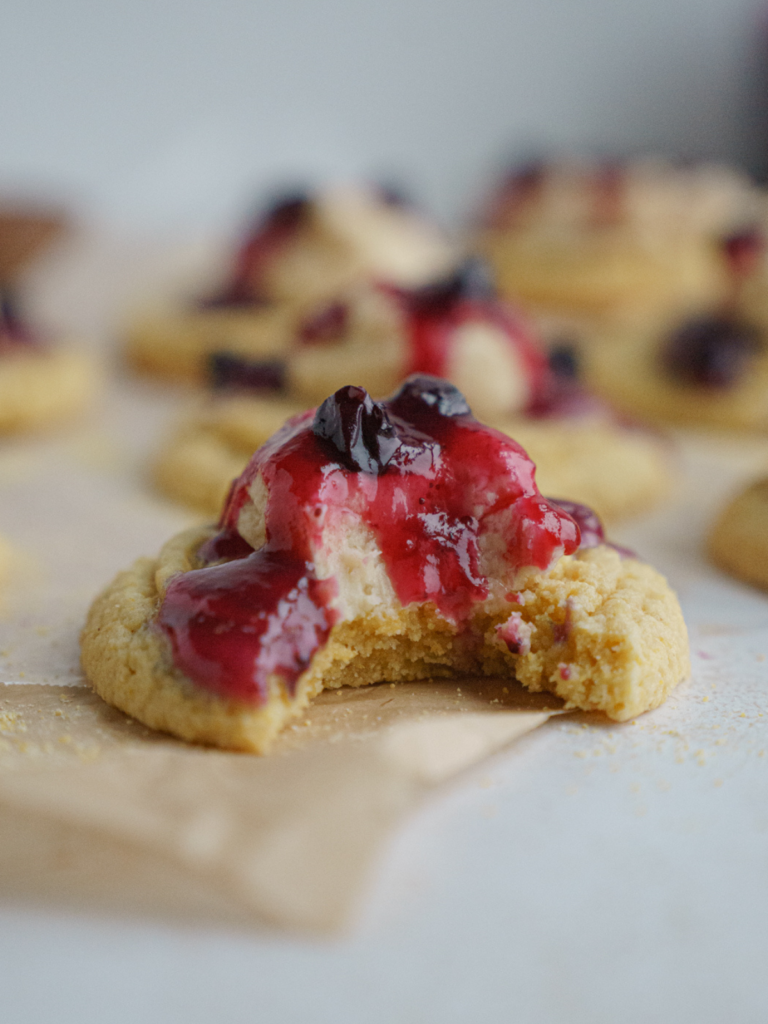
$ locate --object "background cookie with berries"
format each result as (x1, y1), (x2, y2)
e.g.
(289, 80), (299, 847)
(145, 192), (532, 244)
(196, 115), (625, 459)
(0, 208), (97, 433)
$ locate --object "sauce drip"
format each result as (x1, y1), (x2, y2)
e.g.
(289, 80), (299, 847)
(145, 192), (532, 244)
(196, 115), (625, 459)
(158, 376), (581, 704)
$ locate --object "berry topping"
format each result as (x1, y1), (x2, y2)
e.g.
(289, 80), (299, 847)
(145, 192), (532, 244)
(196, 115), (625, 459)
(312, 385), (401, 474)
(208, 352), (286, 392)
(662, 315), (762, 388)
(158, 377), (581, 704)
(486, 161), (545, 227)
(591, 160), (625, 226)
(389, 374), (471, 419)
(208, 192), (312, 306)
(721, 226), (765, 277)
(298, 301), (349, 346)
(375, 182), (412, 208)
(407, 256), (496, 314)
(0, 290), (36, 352)
(548, 342), (580, 381)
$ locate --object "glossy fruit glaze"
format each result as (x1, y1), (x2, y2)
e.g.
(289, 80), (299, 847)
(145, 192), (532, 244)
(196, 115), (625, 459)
(157, 376), (581, 704)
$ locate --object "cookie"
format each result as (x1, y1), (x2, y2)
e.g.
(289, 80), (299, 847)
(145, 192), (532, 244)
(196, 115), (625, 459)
(126, 185), (457, 383)
(0, 295), (96, 433)
(477, 157), (757, 321)
(83, 377), (689, 752)
(708, 478), (768, 590)
(583, 304), (768, 431)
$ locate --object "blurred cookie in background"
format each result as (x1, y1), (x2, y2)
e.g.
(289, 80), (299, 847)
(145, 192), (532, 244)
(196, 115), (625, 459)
(581, 227), (768, 431)
(0, 205), (98, 433)
(125, 184), (459, 383)
(476, 157), (759, 320)
(709, 477), (768, 591)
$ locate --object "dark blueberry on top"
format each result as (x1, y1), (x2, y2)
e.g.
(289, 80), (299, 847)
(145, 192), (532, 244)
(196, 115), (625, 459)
(298, 302), (349, 346)
(313, 385), (401, 474)
(0, 290), (33, 346)
(375, 182), (412, 208)
(662, 315), (762, 388)
(407, 257), (496, 314)
(548, 342), (580, 381)
(257, 192), (312, 233)
(502, 161), (546, 195)
(390, 374), (472, 419)
(208, 352), (286, 392)
(721, 226), (765, 276)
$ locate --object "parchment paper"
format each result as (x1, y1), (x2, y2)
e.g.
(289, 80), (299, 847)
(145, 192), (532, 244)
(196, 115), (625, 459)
(0, 680), (556, 932)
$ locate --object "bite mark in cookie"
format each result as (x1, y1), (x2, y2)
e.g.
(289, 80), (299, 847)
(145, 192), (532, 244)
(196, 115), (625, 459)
(84, 377), (688, 752)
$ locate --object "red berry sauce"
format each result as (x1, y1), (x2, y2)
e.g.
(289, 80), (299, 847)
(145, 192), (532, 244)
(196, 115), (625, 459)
(157, 377), (581, 705)
(393, 258), (549, 398)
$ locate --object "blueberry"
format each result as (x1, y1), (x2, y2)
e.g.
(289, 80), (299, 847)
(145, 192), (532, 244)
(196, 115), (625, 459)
(0, 289), (32, 344)
(390, 374), (471, 418)
(502, 160), (545, 193)
(313, 386), (401, 474)
(662, 315), (762, 388)
(375, 182), (412, 208)
(407, 256), (496, 314)
(207, 352), (286, 392)
(258, 192), (312, 233)
(548, 342), (580, 381)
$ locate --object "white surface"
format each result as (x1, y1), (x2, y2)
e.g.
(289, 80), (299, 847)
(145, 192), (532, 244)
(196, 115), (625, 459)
(0, 0), (765, 230)
(1, 239), (768, 1021)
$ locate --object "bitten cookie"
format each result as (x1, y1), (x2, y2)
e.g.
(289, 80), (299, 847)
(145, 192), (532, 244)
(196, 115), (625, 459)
(708, 478), (768, 591)
(83, 376), (689, 753)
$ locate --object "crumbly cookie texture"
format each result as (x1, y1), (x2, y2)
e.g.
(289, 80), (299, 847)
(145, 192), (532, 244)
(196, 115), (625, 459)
(709, 478), (768, 590)
(151, 395), (671, 523)
(0, 348), (96, 433)
(81, 527), (689, 753)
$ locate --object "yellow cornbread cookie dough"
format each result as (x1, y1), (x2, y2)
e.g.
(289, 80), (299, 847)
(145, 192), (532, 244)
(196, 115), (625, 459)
(0, 348), (96, 433)
(708, 478), (768, 591)
(81, 528), (689, 753)
(151, 394), (672, 523)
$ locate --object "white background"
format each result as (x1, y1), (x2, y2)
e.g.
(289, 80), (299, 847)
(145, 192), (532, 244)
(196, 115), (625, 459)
(1, 0), (767, 232)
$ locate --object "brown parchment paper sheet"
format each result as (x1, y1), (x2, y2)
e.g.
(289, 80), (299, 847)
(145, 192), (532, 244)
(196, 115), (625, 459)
(0, 679), (558, 932)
